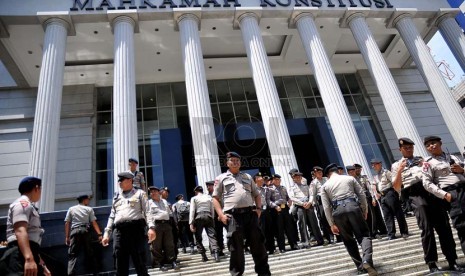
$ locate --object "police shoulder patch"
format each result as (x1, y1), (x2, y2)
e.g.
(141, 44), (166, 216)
(422, 162), (430, 172)
(19, 200), (29, 208)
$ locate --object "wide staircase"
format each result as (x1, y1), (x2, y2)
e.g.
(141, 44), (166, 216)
(144, 216), (465, 276)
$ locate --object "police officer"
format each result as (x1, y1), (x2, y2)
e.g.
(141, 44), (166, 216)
(128, 158), (146, 192)
(392, 137), (459, 272)
(254, 172), (275, 254)
(289, 170), (324, 248)
(172, 194), (195, 254)
(0, 177), (50, 276)
(65, 194), (102, 275)
(207, 180), (226, 256)
(212, 152), (271, 276)
(321, 164), (377, 276)
(190, 185), (220, 262)
(147, 186), (178, 271)
(269, 174), (299, 253)
(310, 166), (334, 244)
(101, 172), (152, 276)
(421, 135), (465, 272)
(161, 186), (180, 257)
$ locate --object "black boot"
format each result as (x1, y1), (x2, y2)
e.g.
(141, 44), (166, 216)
(448, 262), (465, 272)
(428, 262), (440, 273)
(172, 261), (180, 270)
(201, 252), (209, 262)
(213, 251), (220, 262)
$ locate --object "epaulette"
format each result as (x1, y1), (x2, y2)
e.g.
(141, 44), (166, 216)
(425, 156), (433, 162)
(113, 192), (120, 200)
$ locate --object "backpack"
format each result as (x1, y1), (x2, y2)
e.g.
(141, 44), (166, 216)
(177, 202), (190, 221)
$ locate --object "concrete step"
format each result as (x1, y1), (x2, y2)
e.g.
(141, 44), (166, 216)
(142, 216), (465, 276)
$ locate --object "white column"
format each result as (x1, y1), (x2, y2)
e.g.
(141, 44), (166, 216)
(111, 16), (138, 191)
(395, 15), (465, 151)
(29, 18), (68, 212)
(347, 14), (428, 157)
(238, 13), (298, 188)
(437, 16), (465, 72)
(177, 14), (221, 188)
(295, 13), (372, 177)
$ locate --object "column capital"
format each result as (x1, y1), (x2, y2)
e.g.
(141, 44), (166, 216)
(174, 8), (201, 31)
(234, 7), (262, 30)
(340, 8), (370, 28)
(289, 7), (318, 29)
(108, 11), (139, 33)
(386, 8), (417, 29)
(37, 12), (75, 36)
(429, 8), (461, 27)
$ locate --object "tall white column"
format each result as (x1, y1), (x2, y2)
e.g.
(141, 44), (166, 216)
(395, 15), (465, 151)
(238, 13), (298, 188)
(294, 13), (372, 177)
(177, 14), (221, 188)
(346, 13), (428, 157)
(437, 16), (465, 72)
(29, 18), (69, 212)
(111, 16), (138, 191)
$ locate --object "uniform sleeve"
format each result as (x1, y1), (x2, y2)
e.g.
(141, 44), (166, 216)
(140, 172), (146, 185)
(353, 178), (367, 215)
(11, 203), (32, 225)
(89, 208), (97, 222)
(105, 200), (117, 234)
(265, 188), (271, 208)
(212, 177), (224, 199)
(288, 184), (304, 206)
(250, 175), (260, 199)
(384, 170), (393, 188)
(422, 161), (447, 199)
(140, 191), (149, 222)
(147, 200), (155, 228)
(64, 208), (72, 222)
(309, 181), (317, 205)
(321, 188), (334, 227)
(172, 203), (179, 222)
(269, 189), (277, 209)
(189, 198), (196, 225)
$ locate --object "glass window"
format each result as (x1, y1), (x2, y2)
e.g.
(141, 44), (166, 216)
(96, 112), (112, 138)
(289, 98), (306, 119)
(172, 83), (187, 106)
(157, 84), (172, 107)
(145, 133), (161, 166)
(215, 80), (231, 102)
(143, 108), (158, 134)
(309, 76), (320, 96)
(158, 107), (175, 129)
(344, 95), (357, 114)
(304, 98), (320, 117)
(274, 77), (287, 98)
(280, 99), (293, 119)
(296, 76), (313, 97)
(97, 87), (112, 111)
(96, 171), (113, 206)
(361, 118), (382, 144)
(337, 75), (350, 95)
(283, 77), (300, 98)
(176, 106), (190, 128)
(141, 84), (157, 108)
(248, 101), (262, 122)
(218, 103), (235, 124)
(229, 79), (245, 101)
(345, 74), (362, 95)
(96, 139), (113, 171)
(234, 102), (250, 123)
(210, 103), (220, 125)
(353, 95), (371, 116)
(243, 79), (257, 101)
(353, 118), (370, 145)
(315, 97), (326, 116)
(207, 81), (217, 103)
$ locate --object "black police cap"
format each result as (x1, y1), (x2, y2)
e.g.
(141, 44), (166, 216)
(271, 174), (281, 179)
(77, 194), (90, 202)
(226, 152), (241, 159)
(370, 158), (382, 164)
(288, 168), (299, 175)
(253, 172), (263, 179)
(205, 180), (215, 186)
(128, 157), (139, 164)
(353, 164), (362, 168)
(398, 137), (415, 147)
(423, 135), (441, 145)
(337, 166), (344, 170)
(291, 171), (303, 176)
(324, 163), (338, 176)
(18, 176), (42, 194)
(117, 172), (134, 182)
(175, 194), (184, 201)
(345, 165), (355, 171)
(194, 186), (204, 193)
(148, 186), (160, 191)
(162, 187), (170, 193)
(313, 166), (323, 171)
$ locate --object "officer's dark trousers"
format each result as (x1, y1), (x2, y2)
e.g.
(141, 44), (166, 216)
(366, 195), (387, 237)
(151, 222), (176, 267)
(317, 203), (334, 242)
(296, 206), (323, 245)
(113, 220), (148, 276)
(177, 220), (195, 249)
(260, 209), (275, 252)
(333, 201), (373, 269)
(169, 217), (179, 256)
(226, 210), (270, 276)
(443, 181), (465, 256)
(380, 189), (408, 238)
(214, 213), (226, 251)
(194, 214), (219, 254)
(0, 241), (45, 276)
(291, 206), (302, 242)
(272, 207), (297, 250)
(68, 229), (97, 275)
(405, 183), (457, 264)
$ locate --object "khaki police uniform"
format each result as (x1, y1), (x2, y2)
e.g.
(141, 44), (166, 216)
(129, 170), (146, 191)
(269, 183), (298, 251)
(257, 185), (275, 253)
(321, 173), (374, 271)
(208, 180), (227, 254)
(213, 170), (271, 276)
(372, 168), (408, 239)
(173, 199), (195, 252)
(65, 204), (98, 275)
(310, 177), (334, 243)
(422, 153), (465, 255)
(104, 187), (149, 276)
(189, 192), (218, 256)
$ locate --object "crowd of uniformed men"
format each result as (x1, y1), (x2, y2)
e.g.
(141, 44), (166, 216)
(1, 135), (465, 276)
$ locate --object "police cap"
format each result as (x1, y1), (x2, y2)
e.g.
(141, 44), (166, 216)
(288, 168), (299, 175)
(370, 158), (382, 164)
(117, 172), (134, 182)
(353, 164), (362, 169)
(337, 166), (344, 170)
(148, 186), (160, 191)
(398, 137), (415, 147)
(423, 135), (441, 145)
(226, 152), (241, 159)
(175, 194), (184, 201)
(291, 171), (303, 176)
(346, 165), (355, 171)
(253, 172), (263, 179)
(162, 187), (170, 193)
(205, 180), (215, 186)
(263, 176), (270, 181)
(324, 163), (338, 176)
(194, 186), (204, 193)
(128, 157), (139, 164)
(18, 176), (42, 194)
(313, 166), (323, 172)
(271, 174), (281, 179)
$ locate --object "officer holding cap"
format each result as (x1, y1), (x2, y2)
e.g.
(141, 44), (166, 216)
(371, 159), (408, 241)
(421, 135), (465, 272)
(212, 152), (271, 276)
(128, 158), (146, 192)
(190, 185), (219, 262)
(65, 194), (102, 275)
(321, 164), (377, 275)
(0, 177), (50, 276)
(101, 172), (151, 276)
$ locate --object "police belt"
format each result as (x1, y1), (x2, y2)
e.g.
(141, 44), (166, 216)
(442, 181), (465, 192)
(155, 219), (170, 224)
(331, 197), (357, 207)
(71, 224), (89, 230)
(114, 219), (146, 229)
(225, 206), (254, 215)
(7, 240), (40, 250)
(380, 188), (394, 197)
(196, 211), (212, 216)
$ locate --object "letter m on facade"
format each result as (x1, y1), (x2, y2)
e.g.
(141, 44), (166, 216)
(71, 0), (93, 11)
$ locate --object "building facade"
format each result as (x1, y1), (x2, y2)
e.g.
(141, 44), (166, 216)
(1, 0), (465, 215)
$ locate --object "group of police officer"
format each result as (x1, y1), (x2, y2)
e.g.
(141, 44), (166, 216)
(2, 134), (465, 276)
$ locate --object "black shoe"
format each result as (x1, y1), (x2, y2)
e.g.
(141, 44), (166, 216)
(279, 249), (286, 253)
(448, 263), (465, 272)
(172, 261), (180, 270)
(190, 246), (196, 254)
(387, 235), (397, 240)
(357, 268), (368, 275)
(362, 262), (378, 276)
(428, 262), (440, 273)
(182, 247), (187, 254)
(160, 265), (169, 272)
(291, 244), (300, 250)
(401, 233), (409, 239)
(201, 253), (209, 262)
(218, 250), (225, 257)
(213, 251), (220, 262)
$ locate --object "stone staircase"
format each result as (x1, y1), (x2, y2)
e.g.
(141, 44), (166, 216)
(143, 216), (465, 276)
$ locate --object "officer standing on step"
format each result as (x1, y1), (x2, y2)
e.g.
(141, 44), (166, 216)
(212, 152), (271, 276)
(321, 164), (378, 276)
(392, 137), (460, 273)
(102, 172), (152, 276)
(207, 180), (226, 257)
